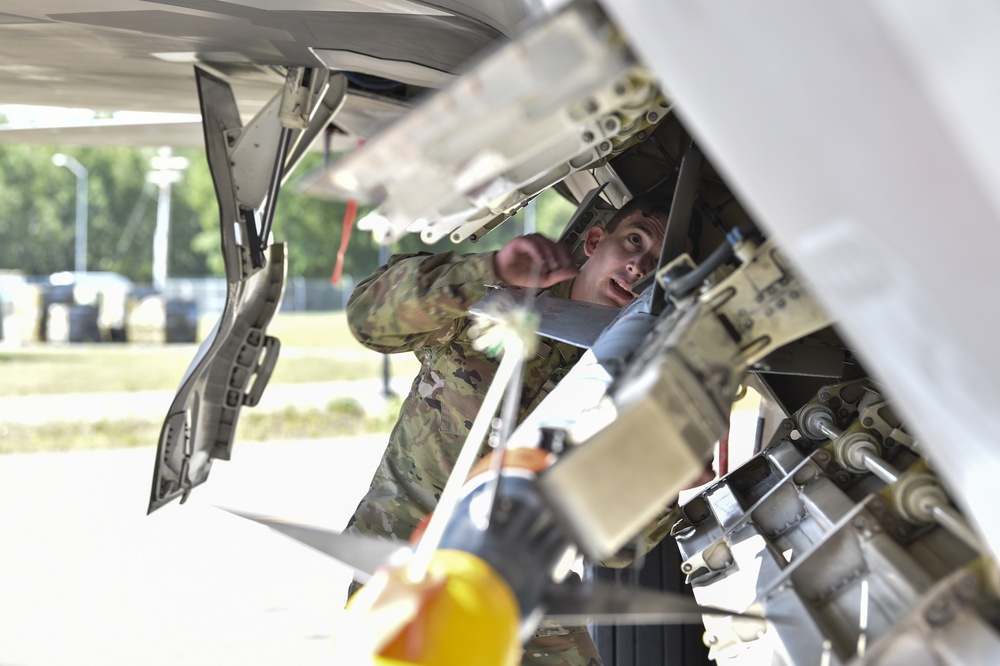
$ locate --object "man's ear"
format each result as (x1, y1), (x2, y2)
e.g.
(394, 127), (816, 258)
(583, 226), (606, 257)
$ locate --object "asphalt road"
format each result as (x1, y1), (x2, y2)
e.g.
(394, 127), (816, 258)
(0, 437), (387, 666)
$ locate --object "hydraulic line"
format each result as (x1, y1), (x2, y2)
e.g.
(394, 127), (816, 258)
(258, 126), (292, 251)
(930, 504), (984, 553)
(811, 411), (984, 553)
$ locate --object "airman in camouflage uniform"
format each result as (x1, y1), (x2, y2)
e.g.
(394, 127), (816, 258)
(345, 197), (670, 666)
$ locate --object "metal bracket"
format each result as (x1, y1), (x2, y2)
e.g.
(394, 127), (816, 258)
(537, 238), (833, 560)
(147, 67), (348, 513)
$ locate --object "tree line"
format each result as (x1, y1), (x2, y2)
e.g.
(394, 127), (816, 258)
(0, 144), (575, 286)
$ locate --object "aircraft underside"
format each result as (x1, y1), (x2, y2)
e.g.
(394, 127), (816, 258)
(5, 0), (994, 664)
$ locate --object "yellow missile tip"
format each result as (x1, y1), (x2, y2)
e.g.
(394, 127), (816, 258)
(340, 549), (521, 666)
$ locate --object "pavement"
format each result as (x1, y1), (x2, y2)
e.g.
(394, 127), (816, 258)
(0, 376), (417, 426)
(0, 376), (410, 664)
(0, 437), (388, 666)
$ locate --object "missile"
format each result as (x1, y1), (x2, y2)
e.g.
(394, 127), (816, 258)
(225, 447), (755, 665)
(223, 237), (825, 663)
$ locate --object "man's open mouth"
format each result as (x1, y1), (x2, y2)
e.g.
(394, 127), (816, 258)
(610, 277), (634, 301)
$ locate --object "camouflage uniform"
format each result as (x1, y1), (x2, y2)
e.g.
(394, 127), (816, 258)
(345, 250), (603, 666)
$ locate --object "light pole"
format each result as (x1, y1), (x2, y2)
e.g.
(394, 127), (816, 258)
(51, 153), (89, 273)
(148, 147), (189, 293)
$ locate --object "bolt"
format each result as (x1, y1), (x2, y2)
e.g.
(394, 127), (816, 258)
(820, 392), (831, 401)
(637, 131), (648, 140)
(815, 450), (830, 461)
(783, 420), (793, 429)
(582, 131), (594, 142)
(777, 298), (786, 308)
(469, 234), (477, 242)
(886, 437), (896, 447)
(765, 307), (774, 316)
(682, 563), (693, 573)
(790, 290), (800, 299)
(600, 141), (610, 151)
(614, 83), (627, 95)
(606, 119), (617, 131)
(863, 417), (874, 427)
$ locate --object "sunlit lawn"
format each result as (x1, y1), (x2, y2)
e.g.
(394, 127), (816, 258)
(0, 312), (417, 452)
(0, 396), (403, 454)
(0, 312), (420, 396)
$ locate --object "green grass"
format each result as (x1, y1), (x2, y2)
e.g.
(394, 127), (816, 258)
(0, 312), (415, 453)
(0, 396), (403, 454)
(0, 312), (420, 396)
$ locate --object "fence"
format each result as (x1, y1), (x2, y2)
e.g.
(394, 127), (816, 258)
(161, 275), (358, 317)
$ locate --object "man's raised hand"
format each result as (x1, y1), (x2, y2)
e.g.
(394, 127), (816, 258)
(493, 234), (579, 289)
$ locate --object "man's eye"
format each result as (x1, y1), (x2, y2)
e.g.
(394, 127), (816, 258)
(628, 234), (642, 246)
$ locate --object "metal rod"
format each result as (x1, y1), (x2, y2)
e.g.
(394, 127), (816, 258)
(259, 126), (293, 250)
(820, 640), (832, 666)
(408, 339), (525, 581)
(483, 264), (540, 526)
(856, 578), (869, 658)
(859, 451), (983, 552)
(378, 243), (394, 397)
(862, 454), (902, 485)
(930, 504), (985, 554)
(816, 418), (842, 440)
(481, 354), (526, 527)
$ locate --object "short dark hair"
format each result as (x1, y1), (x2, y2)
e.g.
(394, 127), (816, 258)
(606, 193), (673, 232)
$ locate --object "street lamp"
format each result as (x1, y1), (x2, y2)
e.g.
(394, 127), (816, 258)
(51, 153), (89, 273)
(147, 147), (189, 293)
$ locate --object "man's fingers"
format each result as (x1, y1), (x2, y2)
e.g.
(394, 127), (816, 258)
(513, 236), (548, 268)
(496, 234), (578, 287)
(515, 235), (573, 267)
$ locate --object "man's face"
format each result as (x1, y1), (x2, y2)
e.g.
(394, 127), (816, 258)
(570, 210), (667, 308)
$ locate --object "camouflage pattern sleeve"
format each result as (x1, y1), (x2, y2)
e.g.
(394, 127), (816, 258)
(346, 250), (499, 353)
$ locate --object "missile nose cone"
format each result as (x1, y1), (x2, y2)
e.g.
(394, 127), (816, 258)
(338, 549), (521, 666)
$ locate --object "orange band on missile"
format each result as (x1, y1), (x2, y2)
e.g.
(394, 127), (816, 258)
(468, 447), (555, 480)
(409, 448), (555, 546)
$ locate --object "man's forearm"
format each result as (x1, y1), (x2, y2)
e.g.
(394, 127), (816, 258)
(347, 250), (499, 353)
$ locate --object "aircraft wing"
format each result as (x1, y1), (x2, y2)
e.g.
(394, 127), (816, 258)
(0, 0), (543, 145)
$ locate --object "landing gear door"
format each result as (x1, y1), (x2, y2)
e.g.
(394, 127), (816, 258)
(147, 67), (343, 513)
